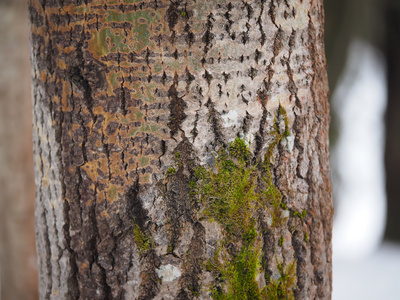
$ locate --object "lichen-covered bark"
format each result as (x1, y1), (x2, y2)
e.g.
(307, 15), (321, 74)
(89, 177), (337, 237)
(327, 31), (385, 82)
(30, 0), (332, 299)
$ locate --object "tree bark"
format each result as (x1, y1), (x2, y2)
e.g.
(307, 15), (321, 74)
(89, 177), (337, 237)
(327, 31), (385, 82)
(30, 0), (333, 299)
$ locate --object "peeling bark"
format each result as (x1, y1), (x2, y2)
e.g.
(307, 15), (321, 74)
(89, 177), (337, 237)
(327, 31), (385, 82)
(30, 0), (333, 299)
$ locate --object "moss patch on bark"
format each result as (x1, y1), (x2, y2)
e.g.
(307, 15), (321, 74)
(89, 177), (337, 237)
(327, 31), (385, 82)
(133, 221), (153, 253)
(159, 108), (297, 299)
(265, 261), (297, 300)
(189, 110), (296, 299)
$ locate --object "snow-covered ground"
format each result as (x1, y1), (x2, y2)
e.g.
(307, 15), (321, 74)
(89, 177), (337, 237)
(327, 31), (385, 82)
(333, 242), (400, 300)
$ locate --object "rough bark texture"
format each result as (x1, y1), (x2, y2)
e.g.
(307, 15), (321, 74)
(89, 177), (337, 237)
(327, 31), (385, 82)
(0, 1), (38, 299)
(30, 0), (332, 299)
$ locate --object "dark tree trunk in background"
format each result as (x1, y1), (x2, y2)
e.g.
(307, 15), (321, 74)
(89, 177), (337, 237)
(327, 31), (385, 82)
(30, 0), (333, 299)
(324, 0), (385, 93)
(384, 0), (400, 241)
(324, 0), (385, 146)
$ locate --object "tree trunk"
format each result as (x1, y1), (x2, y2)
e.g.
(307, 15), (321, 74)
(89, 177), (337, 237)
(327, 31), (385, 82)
(29, 0), (333, 299)
(385, 0), (400, 241)
(0, 1), (38, 299)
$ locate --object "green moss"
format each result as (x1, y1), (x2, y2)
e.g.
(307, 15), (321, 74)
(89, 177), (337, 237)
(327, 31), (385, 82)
(187, 142), (262, 299)
(278, 236), (284, 247)
(198, 153), (258, 236)
(167, 242), (174, 254)
(133, 222), (152, 253)
(228, 137), (251, 162)
(280, 202), (288, 210)
(265, 189), (287, 228)
(278, 104), (290, 138)
(210, 242), (264, 300)
(304, 232), (309, 245)
(194, 165), (207, 180)
(164, 152), (183, 180)
(166, 167), (176, 176)
(165, 108), (294, 299)
(175, 151), (181, 161)
(292, 209), (307, 220)
(266, 261), (297, 300)
(187, 283), (200, 297)
(189, 179), (198, 198)
(191, 134), (292, 299)
(261, 113), (291, 228)
(174, 152), (183, 167)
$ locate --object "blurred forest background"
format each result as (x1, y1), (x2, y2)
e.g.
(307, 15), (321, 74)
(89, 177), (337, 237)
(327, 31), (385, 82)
(0, 0), (399, 299)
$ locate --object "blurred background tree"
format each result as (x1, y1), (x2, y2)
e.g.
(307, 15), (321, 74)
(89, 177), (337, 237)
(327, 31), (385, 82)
(384, 0), (400, 241)
(325, 0), (400, 242)
(0, 0), (38, 299)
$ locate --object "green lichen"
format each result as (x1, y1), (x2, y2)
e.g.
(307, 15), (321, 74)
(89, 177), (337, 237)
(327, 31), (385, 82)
(142, 123), (161, 133)
(278, 236), (284, 247)
(139, 156), (150, 167)
(108, 186), (118, 200)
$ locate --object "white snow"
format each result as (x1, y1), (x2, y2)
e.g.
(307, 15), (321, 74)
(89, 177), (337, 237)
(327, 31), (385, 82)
(333, 243), (400, 300)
